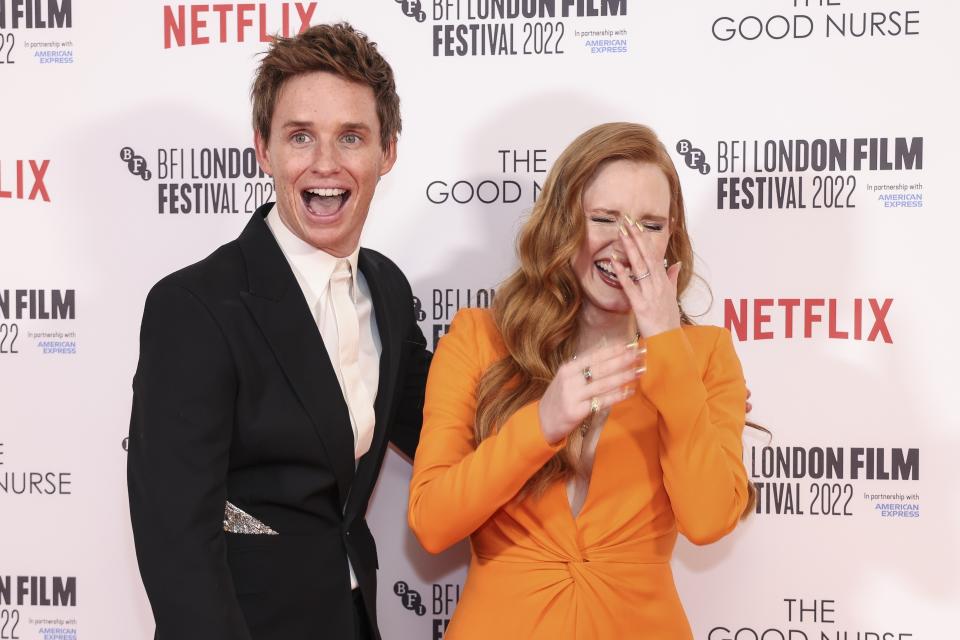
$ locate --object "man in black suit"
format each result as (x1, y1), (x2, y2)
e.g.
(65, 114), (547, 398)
(127, 23), (431, 640)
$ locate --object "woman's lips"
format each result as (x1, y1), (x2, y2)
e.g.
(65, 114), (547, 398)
(594, 261), (623, 289)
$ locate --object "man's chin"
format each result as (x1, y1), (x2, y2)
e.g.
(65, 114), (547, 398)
(301, 226), (360, 256)
(286, 196), (367, 254)
(301, 200), (348, 226)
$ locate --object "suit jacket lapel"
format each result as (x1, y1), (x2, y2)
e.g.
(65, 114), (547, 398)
(345, 250), (402, 524)
(237, 205), (355, 507)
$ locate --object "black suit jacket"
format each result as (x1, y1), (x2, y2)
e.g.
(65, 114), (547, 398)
(127, 204), (431, 640)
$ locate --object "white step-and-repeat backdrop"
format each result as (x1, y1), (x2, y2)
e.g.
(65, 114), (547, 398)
(2, 0), (957, 638)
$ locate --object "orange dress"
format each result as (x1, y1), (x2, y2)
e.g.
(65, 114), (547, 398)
(408, 308), (750, 639)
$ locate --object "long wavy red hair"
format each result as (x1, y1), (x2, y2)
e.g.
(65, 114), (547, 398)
(474, 123), (760, 516)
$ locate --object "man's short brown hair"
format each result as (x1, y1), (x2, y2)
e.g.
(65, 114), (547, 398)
(251, 22), (401, 150)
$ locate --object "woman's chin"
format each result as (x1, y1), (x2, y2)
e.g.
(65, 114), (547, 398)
(581, 295), (633, 318)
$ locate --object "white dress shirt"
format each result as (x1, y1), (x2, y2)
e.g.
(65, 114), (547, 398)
(266, 205), (381, 589)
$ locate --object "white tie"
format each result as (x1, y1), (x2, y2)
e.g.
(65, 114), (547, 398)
(329, 260), (376, 458)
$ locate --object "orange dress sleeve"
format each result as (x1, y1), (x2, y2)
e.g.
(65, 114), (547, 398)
(640, 326), (750, 544)
(407, 308), (564, 554)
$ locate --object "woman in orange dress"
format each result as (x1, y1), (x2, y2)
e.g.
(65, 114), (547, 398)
(408, 123), (754, 639)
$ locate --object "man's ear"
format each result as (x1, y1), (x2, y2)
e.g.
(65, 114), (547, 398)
(254, 130), (273, 177)
(379, 137), (398, 177)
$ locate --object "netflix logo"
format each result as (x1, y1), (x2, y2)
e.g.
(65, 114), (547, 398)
(0, 160), (50, 202)
(163, 2), (318, 48)
(724, 298), (893, 343)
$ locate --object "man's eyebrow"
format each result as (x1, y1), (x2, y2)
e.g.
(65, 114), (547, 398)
(341, 122), (372, 132)
(278, 121), (374, 133)
(280, 120), (313, 130)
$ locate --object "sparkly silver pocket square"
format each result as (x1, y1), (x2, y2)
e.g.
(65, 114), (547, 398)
(223, 501), (279, 535)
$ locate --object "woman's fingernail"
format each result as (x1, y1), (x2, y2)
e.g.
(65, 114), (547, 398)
(622, 386), (636, 399)
(635, 366), (647, 376)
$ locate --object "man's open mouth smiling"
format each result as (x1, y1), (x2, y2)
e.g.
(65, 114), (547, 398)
(302, 187), (351, 217)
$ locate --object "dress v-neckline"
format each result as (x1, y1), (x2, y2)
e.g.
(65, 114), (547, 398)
(561, 402), (622, 525)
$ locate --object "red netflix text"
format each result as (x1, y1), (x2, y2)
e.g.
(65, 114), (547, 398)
(0, 160), (50, 202)
(163, 3), (318, 49)
(724, 298), (893, 343)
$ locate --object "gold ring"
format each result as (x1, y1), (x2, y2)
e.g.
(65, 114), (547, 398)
(590, 397), (600, 415)
(582, 366), (593, 383)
